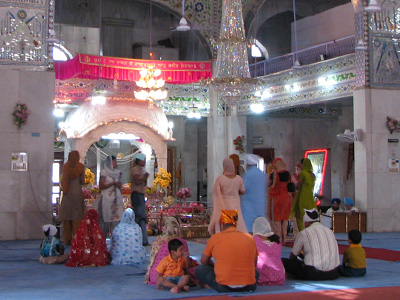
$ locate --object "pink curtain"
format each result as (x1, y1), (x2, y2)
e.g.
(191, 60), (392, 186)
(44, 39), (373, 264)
(54, 54), (212, 84)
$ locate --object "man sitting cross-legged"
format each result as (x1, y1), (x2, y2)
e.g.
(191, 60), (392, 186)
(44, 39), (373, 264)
(195, 210), (259, 293)
(282, 208), (340, 280)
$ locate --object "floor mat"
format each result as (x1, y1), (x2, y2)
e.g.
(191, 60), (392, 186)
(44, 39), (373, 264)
(184, 286), (400, 300)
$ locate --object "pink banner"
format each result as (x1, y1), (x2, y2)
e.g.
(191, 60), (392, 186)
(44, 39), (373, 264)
(54, 54), (212, 84)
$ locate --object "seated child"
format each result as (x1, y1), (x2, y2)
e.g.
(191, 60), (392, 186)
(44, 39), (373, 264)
(340, 229), (366, 277)
(39, 224), (69, 264)
(156, 238), (190, 293)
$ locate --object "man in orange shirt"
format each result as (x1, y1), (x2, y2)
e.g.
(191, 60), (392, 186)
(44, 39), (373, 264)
(195, 210), (259, 293)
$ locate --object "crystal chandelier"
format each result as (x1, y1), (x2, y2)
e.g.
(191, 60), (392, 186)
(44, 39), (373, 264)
(134, 66), (168, 106)
(206, 0), (260, 105)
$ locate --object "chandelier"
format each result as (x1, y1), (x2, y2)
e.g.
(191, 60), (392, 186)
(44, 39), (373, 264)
(134, 66), (168, 106)
(205, 0), (260, 105)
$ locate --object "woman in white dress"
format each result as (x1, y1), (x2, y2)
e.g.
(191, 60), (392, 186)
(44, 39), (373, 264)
(98, 155), (124, 237)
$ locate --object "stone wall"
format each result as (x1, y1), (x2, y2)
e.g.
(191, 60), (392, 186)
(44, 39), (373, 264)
(0, 70), (55, 240)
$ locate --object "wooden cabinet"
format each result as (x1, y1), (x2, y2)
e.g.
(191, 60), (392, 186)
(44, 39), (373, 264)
(332, 212), (367, 233)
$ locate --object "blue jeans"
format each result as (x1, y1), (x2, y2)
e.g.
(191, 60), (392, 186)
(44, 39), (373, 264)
(131, 192), (148, 245)
(340, 266), (366, 277)
(195, 265), (258, 293)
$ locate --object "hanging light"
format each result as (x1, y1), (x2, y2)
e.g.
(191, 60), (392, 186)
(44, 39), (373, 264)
(251, 44), (262, 57)
(91, 89), (107, 105)
(250, 102), (264, 113)
(134, 65), (168, 106)
(365, 0), (381, 12)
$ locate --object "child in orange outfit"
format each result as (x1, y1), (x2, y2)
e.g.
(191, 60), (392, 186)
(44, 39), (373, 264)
(156, 238), (190, 293)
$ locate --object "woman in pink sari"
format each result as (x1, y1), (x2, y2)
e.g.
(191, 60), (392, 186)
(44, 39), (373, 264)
(208, 158), (246, 234)
(253, 216), (285, 286)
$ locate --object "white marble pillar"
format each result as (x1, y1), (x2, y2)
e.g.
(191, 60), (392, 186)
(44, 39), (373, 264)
(354, 88), (400, 232)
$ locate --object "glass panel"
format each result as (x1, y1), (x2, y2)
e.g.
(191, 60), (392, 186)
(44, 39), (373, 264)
(52, 163), (60, 183)
(52, 194), (58, 204)
(52, 186), (60, 193)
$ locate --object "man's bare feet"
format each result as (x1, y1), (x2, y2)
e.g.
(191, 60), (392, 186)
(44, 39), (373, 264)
(170, 286), (179, 294)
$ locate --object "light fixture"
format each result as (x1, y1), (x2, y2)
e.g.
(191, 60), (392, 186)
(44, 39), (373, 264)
(91, 89), (107, 105)
(251, 44), (262, 57)
(355, 39), (367, 51)
(168, 121), (174, 129)
(187, 111), (201, 119)
(292, 0), (301, 69)
(176, 0), (191, 31)
(355, 4), (367, 51)
(365, 0), (381, 12)
(134, 66), (168, 106)
(46, 29), (59, 43)
(102, 132), (140, 140)
(53, 107), (64, 117)
(250, 103), (264, 113)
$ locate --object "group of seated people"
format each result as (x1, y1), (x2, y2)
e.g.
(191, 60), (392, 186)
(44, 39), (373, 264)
(322, 197), (360, 229)
(39, 206), (366, 294)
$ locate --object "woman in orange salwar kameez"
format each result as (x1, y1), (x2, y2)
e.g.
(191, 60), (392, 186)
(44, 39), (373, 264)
(269, 158), (291, 244)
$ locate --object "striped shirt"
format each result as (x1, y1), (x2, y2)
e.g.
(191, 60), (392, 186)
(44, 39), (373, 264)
(292, 222), (340, 271)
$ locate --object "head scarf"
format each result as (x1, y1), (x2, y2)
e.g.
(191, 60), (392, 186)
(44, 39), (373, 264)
(219, 210), (238, 226)
(103, 155), (121, 181)
(331, 198), (341, 205)
(133, 153), (146, 161)
(109, 208), (146, 266)
(344, 197), (354, 206)
(246, 154), (260, 166)
(120, 208), (136, 225)
(222, 158), (236, 176)
(229, 154), (240, 168)
(303, 208), (320, 222)
(274, 158), (287, 172)
(302, 158), (313, 172)
(162, 217), (179, 236)
(42, 224), (57, 237)
(62, 150), (85, 194)
(65, 209), (109, 267)
(253, 217), (274, 237)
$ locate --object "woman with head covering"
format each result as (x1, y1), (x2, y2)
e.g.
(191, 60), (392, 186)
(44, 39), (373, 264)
(290, 158), (317, 231)
(144, 217), (191, 285)
(98, 155), (124, 237)
(65, 209), (110, 267)
(109, 208), (146, 266)
(208, 158), (247, 235)
(59, 150), (85, 246)
(269, 158), (291, 244)
(252, 217), (285, 286)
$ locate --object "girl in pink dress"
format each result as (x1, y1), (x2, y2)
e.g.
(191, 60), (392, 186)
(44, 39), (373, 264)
(208, 158), (246, 234)
(253, 216), (285, 286)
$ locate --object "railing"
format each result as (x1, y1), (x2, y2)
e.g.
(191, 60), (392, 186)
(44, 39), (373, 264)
(249, 35), (355, 77)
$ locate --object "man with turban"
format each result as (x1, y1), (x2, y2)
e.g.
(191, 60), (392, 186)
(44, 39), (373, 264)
(196, 210), (259, 293)
(131, 152), (149, 245)
(322, 198), (342, 229)
(282, 208), (340, 280)
(344, 197), (359, 216)
(241, 154), (267, 233)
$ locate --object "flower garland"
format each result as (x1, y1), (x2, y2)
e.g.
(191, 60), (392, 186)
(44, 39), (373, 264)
(12, 103), (30, 129)
(153, 168), (171, 189)
(84, 169), (95, 186)
(233, 135), (245, 153)
(386, 116), (400, 134)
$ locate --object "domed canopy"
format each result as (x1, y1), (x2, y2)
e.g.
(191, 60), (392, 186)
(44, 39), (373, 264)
(63, 100), (171, 140)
